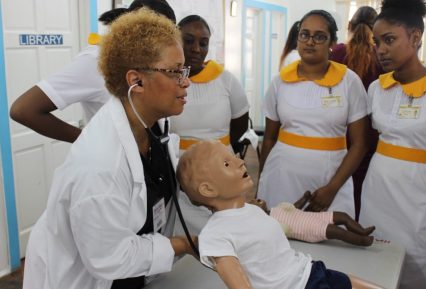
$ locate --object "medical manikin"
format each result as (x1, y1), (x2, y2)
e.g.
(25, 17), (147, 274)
(177, 140), (382, 289)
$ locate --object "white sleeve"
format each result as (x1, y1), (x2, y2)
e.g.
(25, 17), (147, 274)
(37, 46), (108, 110)
(199, 225), (237, 269)
(263, 75), (281, 121)
(366, 79), (379, 115)
(69, 170), (174, 279)
(346, 70), (368, 124)
(222, 70), (250, 119)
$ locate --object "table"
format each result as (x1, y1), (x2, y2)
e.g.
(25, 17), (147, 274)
(291, 240), (405, 289)
(145, 239), (405, 289)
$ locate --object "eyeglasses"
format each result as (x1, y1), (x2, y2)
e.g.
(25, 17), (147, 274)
(298, 32), (329, 44)
(138, 66), (191, 86)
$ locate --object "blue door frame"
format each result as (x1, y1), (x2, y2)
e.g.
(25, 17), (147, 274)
(0, 2), (20, 271)
(0, 0), (98, 271)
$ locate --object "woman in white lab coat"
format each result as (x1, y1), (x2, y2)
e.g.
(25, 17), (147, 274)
(9, 0), (176, 143)
(23, 9), (194, 289)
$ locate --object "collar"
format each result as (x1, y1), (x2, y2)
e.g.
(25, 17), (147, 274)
(379, 71), (426, 98)
(189, 60), (224, 83)
(280, 60), (347, 87)
(88, 32), (101, 45)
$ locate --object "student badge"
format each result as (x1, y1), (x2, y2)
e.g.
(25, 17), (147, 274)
(397, 104), (421, 119)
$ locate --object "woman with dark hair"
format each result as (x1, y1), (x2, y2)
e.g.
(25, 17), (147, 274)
(279, 21), (300, 69)
(258, 10), (368, 219)
(330, 6), (383, 221)
(170, 15), (250, 235)
(359, 0), (426, 287)
(10, 0), (175, 143)
(98, 0), (175, 25)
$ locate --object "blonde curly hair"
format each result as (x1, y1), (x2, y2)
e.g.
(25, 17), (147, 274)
(98, 8), (181, 98)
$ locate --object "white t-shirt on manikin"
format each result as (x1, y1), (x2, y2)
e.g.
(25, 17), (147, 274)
(199, 204), (312, 289)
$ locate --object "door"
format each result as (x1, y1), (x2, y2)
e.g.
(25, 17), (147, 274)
(243, 7), (263, 128)
(242, 2), (287, 130)
(3, 0), (83, 256)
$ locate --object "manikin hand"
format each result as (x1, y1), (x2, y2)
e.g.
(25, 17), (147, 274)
(304, 185), (337, 212)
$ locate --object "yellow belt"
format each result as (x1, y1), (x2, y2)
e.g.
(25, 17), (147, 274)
(278, 130), (346, 151)
(179, 135), (230, 150)
(376, 140), (426, 163)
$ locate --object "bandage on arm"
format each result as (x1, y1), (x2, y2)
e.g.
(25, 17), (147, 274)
(270, 203), (333, 242)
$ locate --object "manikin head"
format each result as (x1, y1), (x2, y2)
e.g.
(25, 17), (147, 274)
(177, 140), (253, 211)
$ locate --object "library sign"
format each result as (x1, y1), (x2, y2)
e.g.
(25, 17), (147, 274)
(19, 34), (63, 46)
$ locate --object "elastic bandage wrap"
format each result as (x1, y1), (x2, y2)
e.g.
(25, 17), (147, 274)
(270, 202), (333, 243)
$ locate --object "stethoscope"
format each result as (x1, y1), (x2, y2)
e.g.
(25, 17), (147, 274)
(127, 83), (200, 257)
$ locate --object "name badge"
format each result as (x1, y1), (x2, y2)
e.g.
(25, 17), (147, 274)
(397, 105), (421, 119)
(321, 96), (342, 108)
(153, 198), (166, 232)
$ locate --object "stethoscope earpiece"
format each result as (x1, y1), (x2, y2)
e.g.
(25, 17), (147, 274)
(127, 83), (170, 145)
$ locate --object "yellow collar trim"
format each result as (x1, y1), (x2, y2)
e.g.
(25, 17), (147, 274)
(280, 60), (347, 87)
(88, 33), (101, 45)
(379, 72), (426, 98)
(189, 60), (224, 83)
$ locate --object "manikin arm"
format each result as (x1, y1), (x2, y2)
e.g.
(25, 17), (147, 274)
(349, 274), (385, 289)
(214, 256), (252, 289)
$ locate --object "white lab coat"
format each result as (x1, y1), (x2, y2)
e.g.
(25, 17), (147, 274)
(23, 97), (179, 289)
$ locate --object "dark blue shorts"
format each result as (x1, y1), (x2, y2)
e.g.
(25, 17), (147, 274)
(305, 261), (352, 289)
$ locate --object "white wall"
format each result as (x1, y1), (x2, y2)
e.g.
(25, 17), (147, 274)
(167, 0), (225, 64)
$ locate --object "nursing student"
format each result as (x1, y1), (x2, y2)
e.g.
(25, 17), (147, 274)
(359, 0), (426, 287)
(258, 10), (368, 218)
(23, 9), (195, 289)
(9, 0), (176, 143)
(170, 15), (250, 156)
(171, 15), (249, 235)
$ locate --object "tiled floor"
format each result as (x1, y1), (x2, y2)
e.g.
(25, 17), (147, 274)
(0, 145), (260, 289)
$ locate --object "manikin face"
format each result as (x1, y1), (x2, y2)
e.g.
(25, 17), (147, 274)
(205, 143), (254, 199)
(180, 20), (210, 75)
(142, 42), (189, 118)
(297, 15), (333, 65)
(373, 19), (420, 72)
